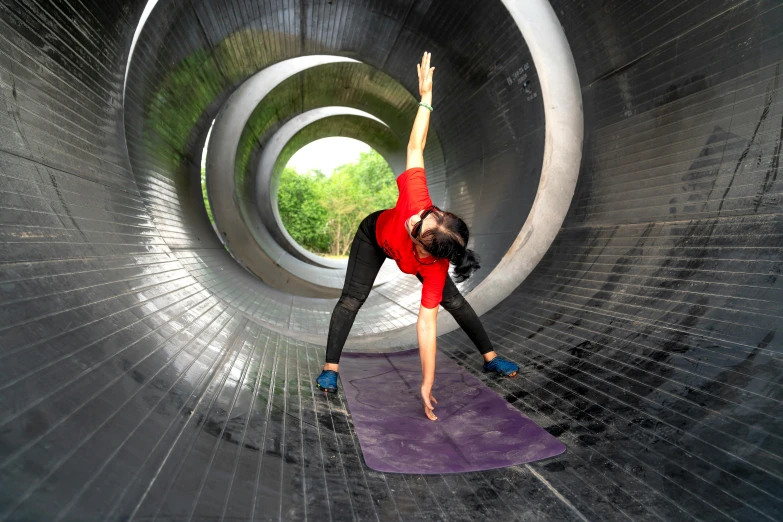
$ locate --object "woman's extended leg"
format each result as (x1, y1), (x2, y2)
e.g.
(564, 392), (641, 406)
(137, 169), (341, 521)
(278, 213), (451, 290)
(324, 212), (387, 366)
(317, 214), (386, 393)
(436, 275), (519, 376)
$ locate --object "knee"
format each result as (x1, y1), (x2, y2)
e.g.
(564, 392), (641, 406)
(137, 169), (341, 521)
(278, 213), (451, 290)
(440, 293), (467, 312)
(337, 294), (365, 313)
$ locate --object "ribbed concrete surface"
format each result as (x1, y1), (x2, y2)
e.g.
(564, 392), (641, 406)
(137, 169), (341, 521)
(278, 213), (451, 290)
(1, 0), (782, 521)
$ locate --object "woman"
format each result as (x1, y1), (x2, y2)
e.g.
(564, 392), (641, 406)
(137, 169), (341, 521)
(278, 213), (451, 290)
(316, 52), (519, 421)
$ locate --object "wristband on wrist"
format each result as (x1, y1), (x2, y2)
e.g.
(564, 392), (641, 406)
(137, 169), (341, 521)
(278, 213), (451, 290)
(418, 101), (434, 112)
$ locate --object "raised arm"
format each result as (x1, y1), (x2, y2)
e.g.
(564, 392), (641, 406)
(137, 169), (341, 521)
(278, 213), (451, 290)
(407, 52), (435, 170)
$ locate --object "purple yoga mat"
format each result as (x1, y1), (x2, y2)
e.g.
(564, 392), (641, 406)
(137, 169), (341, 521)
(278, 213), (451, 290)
(339, 349), (566, 474)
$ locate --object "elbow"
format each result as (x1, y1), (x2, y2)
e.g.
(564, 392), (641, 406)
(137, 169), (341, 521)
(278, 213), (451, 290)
(407, 141), (424, 154)
(416, 319), (429, 335)
(416, 315), (436, 336)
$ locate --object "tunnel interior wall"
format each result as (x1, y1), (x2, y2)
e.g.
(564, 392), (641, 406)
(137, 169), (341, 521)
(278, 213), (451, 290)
(436, 1), (783, 519)
(1, 0), (782, 521)
(120, 0), (545, 338)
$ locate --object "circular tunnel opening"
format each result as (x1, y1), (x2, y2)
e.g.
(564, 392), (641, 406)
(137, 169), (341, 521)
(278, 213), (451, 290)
(122, 0), (582, 345)
(278, 138), (397, 261)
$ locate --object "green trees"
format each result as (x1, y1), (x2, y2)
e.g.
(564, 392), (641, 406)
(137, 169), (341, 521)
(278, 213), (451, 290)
(278, 150), (397, 256)
(200, 149), (396, 257)
(277, 168), (331, 253)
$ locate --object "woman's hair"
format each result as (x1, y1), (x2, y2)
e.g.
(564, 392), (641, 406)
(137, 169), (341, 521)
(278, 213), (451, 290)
(418, 210), (481, 282)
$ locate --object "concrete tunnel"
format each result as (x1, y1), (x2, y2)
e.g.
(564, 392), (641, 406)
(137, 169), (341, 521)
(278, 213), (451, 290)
(0, 0), (782, 520)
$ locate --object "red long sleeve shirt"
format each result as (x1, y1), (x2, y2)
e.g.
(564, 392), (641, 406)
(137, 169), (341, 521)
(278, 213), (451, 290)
(375, 168), (449, 309)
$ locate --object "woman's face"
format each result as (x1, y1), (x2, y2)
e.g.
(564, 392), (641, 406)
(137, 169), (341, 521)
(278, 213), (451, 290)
(406, 209), (436, 242)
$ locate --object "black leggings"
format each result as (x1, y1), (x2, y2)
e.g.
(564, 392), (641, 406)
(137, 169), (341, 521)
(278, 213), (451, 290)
(325, 211), (494, 364)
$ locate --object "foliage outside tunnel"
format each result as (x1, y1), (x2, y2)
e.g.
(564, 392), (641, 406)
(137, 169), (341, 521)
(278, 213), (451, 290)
(278, 150), (397, 257)
(199, 149), (397, 257)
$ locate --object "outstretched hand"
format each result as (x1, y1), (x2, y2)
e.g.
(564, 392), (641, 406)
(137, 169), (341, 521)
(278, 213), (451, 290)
(421, 384), (438, 421)
(417, 52), (435, 98)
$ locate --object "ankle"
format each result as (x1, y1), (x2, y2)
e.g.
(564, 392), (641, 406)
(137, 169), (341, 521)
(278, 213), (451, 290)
(482, 351), (497, 363)
(323, 363), (339, 372)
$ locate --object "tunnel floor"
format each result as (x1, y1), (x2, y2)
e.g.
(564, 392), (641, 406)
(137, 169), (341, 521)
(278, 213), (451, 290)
(2, 250), (781, 521)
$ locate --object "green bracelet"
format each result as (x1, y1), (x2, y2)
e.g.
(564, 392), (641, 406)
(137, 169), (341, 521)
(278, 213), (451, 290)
(418, 101), (434, 112)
